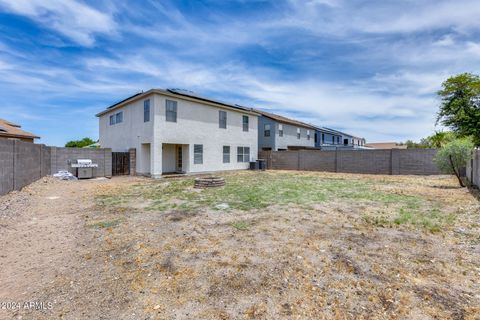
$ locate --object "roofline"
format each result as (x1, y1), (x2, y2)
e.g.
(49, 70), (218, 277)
(0, 132), (40, 139)
(253, 109), (317, 130)
(96, 89), (261, 117)
(322, 127), (365, 139)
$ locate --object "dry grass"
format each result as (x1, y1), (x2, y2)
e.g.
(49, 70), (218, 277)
(82, 171), (480, 319)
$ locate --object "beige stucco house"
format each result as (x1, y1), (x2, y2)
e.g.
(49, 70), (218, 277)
(96, 89), (259, 178)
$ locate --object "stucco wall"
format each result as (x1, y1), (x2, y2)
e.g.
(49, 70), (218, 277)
(258, 116), (276, 150)
(153, 94), (258, 176)
(275, 123), (315, 150)
(99, 93), (259, 176)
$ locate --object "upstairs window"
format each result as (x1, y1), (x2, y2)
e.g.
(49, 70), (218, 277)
(109, 115), (115, 125)
(116, 112), (123, 124)
(297, 128), (301, 139)
(242, 115), (249, 132)
(237, 146), (250, 162)
(278, 124), (283, 137)
(194, 144), (203, 164)
(166, 100), (177, 122)
(223, 146), (230, 163)
(144, 99), (150, 122)
(307, 130), (311, 140)
(219, 110), (227, 129)
(264, 124), (271, 137)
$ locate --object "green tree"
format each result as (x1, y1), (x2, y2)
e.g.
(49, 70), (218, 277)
(65, 137), (96, 148)
(433, 137), (474, 187)
(437, 73), (480, 146)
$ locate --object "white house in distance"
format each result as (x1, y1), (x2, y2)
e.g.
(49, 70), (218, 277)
(96, 89), (259, 178)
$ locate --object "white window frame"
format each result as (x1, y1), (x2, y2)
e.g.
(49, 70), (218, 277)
(144, 99), (150, 123)
(242, 115), (249, 132)
(223, 146), (230, 163)
(219, 110), (227, 129)
(166, 100), (177, 122)
(237, 146), (250, 163)
(194, 144), (203, 164)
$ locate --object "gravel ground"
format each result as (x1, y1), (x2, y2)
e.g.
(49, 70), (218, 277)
(0, 172), (479, 320)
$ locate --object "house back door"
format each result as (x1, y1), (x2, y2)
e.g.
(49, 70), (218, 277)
(176, 145), (183, 172)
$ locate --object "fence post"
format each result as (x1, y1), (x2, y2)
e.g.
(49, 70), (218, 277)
(297, 151), (301, 170)
(12, 140), (16, 190)
(335, 149), (338, 172)
(390, 149), (393, 175)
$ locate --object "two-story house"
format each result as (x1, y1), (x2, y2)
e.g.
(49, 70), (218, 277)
(254, 110), (316, 151)
(314, 127), (343, 150)
(322, 127), (367, 149)
(96, 89), (259, 178)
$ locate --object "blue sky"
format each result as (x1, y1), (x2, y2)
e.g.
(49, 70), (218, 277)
(0, 0), (479, 146)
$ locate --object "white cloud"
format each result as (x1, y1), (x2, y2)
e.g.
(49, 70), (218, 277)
(0, 0), (116, 46)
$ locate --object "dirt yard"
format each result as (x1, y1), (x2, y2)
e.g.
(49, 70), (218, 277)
(1, 171), (479, 319)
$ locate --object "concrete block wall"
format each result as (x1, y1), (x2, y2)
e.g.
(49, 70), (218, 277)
(129, 148), (136, 176)
(337, 150), (391, 174)
(50, 147), (112, 178)
(393, 149), (440, 175)
(14, 141), (43, 191)
(0, 143), (112, 195)
(271, 150), (299, 170)
(263, 149), (442, 175)
(0, 140), (14, 195)
(299, 150), (336, 172)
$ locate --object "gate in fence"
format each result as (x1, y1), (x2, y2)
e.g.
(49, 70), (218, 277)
(112, 152), (130, 176)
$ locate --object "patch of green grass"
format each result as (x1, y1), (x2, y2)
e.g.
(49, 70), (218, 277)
(393, 207), (455, 232)
(231, 220), (250, 231)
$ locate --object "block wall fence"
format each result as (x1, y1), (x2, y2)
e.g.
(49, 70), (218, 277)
(0, 139), (112, 195)
(259, 149), (441, 175)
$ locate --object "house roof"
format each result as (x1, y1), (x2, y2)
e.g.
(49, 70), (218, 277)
(313, 126), (343, 136)
(96, 88), (260, 117)
(365, 142), (407, 149)
(253, 109), (316, 129)
(0, 118), (40, 140)
(322, 127), (365, 140)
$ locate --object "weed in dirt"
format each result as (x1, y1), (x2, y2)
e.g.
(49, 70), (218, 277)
(231, 220), (250, 230)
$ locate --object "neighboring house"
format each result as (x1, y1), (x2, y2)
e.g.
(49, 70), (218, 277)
(96, 89), (259, 177)
(0, 118), (39, 142)
(365, 142), (407, 149)
(254, 109), (316, 151)
(322, 127), (367, 149)
(314, 127), (343, 149)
